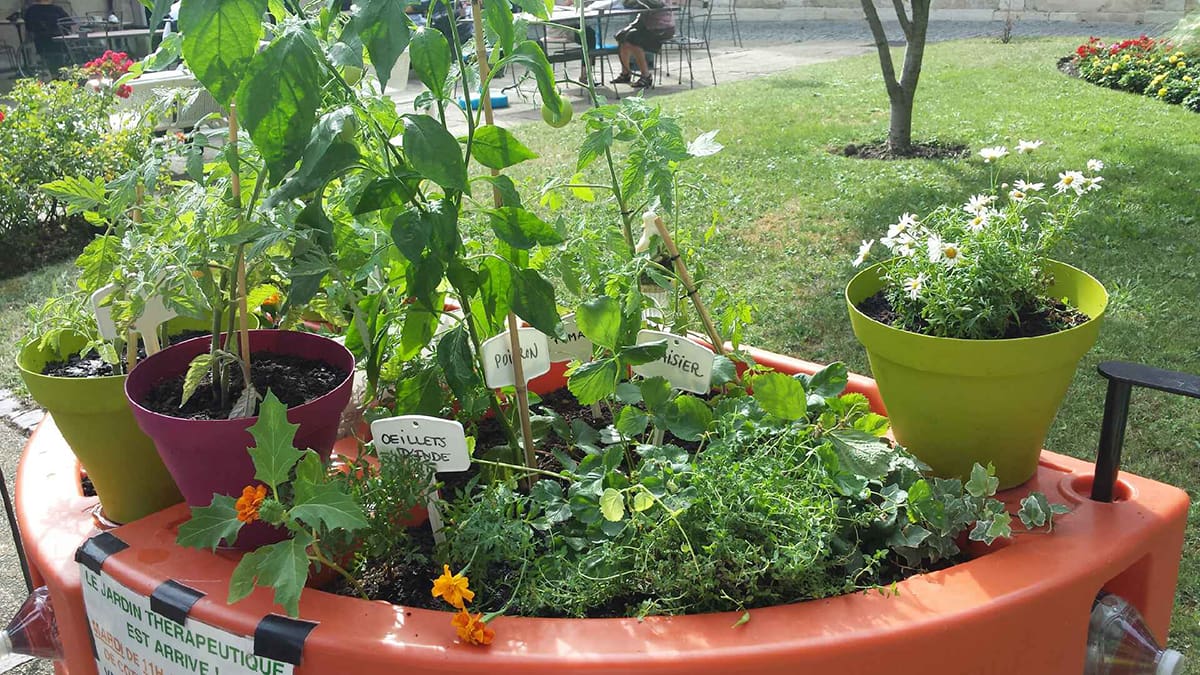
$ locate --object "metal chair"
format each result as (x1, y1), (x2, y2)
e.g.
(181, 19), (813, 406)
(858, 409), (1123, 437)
(703, 0), (739, 47)
(657, 0), (716, 88)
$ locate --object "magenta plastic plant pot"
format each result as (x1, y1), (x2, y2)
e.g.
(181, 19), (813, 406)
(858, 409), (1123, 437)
(124, 330), (355, 548)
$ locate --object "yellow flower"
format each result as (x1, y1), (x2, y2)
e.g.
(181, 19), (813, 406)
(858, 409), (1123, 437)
(432, 565), (475, 609)
(1185, 75), (1194, 83)
(1158, 87), (1168, 98)
(1112, 61), (1122, 71)
(1169, 54), (1179, 64)
(1177, 61), (1186, 69)
(451, 609), (495, 646)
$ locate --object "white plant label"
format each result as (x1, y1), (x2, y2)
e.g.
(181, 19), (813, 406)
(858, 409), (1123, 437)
(631, 330), (715, 394)
(546, 313), (593, 363)
(481, 328), (551, 388)
(90, 284), (178, 354)
(79, 564), (294, 675)
(371, 415), (471, 473)
(91, 284), (119, 341)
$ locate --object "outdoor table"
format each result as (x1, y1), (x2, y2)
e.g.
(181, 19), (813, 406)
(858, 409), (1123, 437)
(53, 27), (161, 59)
(519, 5), (680, 84)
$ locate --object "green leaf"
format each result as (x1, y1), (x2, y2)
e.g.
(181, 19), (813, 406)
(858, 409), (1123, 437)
(180, 0), (266, 105)
(828, 429), (893, 482)
(615, 405), (648, 438)
(807, 362), (848, 399)
(180, 353), (213, 407)
(599, 487), (625, 522)
(639, 377), (672, 412)
(437, 326), (484, 404)
(227, 547), (269, 605)
(489, 207), (561, 250)
(969, 512), (1012, 545)
(472, 125), (537, 170)
(40, 176), (106, 215)
(294, 450), (324, 486)
(965, 463), (1000, 498)
(176, 495), (243, 551)
(710, 355), (737, 387)
(236, 26), (324, 184)
(664, 395), (712, 441)
(246, 391), (303, 490)
(391, 208), (433, 262)
(147, 0), (174, 31)
(511, 268), (562, 337)
(142, 31), (183, 71)
(618, 341), (667, 366)
(354, 176), (415, 215)
(481, 0), (515, 57)
(409, 27), (451, 96)
(853, 413), (890, 437)
(291, 479), (369, 532)
(75, 235), (121, 292)
(253, 533), (313, 617)
(576, 296), (621, 351)
(342, 0), (412, 89)
(403, 114), (466, 191)
(476, 174), (522, 207)
(567, 358), (619, 405)
(504, 41), (566, 125)
(632, 488), (654, 513)
(267, 106), (361, 206)
(751, 372), (807, 421)
(1017, 493), (1048, 529)
(478, 257), (515, 324)
(397, 302), (440, 361)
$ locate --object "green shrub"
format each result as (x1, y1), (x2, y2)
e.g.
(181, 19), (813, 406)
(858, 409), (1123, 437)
(0, 78), (150, 278)
(1073, 36), (1200, 112)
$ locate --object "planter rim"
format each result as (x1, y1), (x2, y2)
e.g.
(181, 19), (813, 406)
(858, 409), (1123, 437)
(123, 328), (355, 426)
(17, 332), (128, 385)
(845, 258), (1108, 345)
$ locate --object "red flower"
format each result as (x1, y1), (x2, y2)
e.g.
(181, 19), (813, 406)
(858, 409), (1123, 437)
(0, 109), (5, 124)
(116, 84), (132, 99)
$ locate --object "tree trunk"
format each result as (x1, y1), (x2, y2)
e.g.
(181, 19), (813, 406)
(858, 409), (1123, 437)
(860, 0), (931, 155)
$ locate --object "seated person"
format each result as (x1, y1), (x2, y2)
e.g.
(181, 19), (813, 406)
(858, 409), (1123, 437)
(611, 0), (674, 89)
(23, 0), (70, 70)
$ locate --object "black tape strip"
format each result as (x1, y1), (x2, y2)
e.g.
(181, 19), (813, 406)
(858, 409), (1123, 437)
(73, 532), (128, 574)
(254, 614), (318, 666)
(150, 580), (205, 626)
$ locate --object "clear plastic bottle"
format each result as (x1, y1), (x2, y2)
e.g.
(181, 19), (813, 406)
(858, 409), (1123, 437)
(1085, 591), (1185, 675)
(0, 587), (63, 663)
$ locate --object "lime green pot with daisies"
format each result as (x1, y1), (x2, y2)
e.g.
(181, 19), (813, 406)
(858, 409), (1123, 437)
(847, 259), (1107, 489)
(845, 142), (1109, 488)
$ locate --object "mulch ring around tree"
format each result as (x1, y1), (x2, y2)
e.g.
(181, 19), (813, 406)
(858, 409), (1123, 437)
(832, 140), (969, 160)
(1057, 56), (1080, 78)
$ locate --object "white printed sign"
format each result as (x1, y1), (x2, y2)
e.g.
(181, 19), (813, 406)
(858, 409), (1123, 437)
(481, 328), (551, 388)
(546, 313), (593, 363)
(79, 564), (293, 675)
(371, 415), (470, 473)
(631, 330), (715, 394)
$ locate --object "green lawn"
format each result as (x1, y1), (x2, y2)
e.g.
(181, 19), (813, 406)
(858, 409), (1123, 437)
(0, 261), (74, 391)
(514, 37), (1200, 660)
(0, 34), (1197, 665)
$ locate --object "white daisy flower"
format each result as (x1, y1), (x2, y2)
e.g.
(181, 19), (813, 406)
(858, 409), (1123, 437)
(1016, 140), (1044, 154)
(939, 241), (962, 267)
(853, 239), (874, 267)
(979, 146), (1009, 163)
(966, 209), (993, 232)
(1087, 158), (1105, 172)
(963, 194), (996, 215)
(1014, 179), (1044, 192)
(1009, 189), (1027, 202)
(1055, 171), (1086, 195)
(903, 274), (926, 300)
(927, 234), (943, 263)
(1084, 175), (1104, 191)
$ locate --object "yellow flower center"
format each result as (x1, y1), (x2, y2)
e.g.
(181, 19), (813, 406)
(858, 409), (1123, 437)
(1062, 176), (1074, 185)
(944, 246), (959, 259)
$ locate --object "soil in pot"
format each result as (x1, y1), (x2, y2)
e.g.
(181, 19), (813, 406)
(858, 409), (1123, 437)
(857, 291), (1090, 339)
(40, 330), (211, 378)
(140, 352), (349, 420)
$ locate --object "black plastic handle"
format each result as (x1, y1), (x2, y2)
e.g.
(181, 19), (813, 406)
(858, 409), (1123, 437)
(1091, 361), (1200, 502)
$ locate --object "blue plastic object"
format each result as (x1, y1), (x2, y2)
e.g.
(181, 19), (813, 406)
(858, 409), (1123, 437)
(457, 91), (510, 110)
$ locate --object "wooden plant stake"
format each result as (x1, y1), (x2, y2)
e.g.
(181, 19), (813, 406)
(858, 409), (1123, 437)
(470, 1), (539, 485)
(650, 216), (731, 364)
(228, 105), (253, 396)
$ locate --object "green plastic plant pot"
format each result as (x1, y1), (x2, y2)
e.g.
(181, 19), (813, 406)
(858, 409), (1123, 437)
(16, 333), (182, 524)
(846, 259), (1108, 489)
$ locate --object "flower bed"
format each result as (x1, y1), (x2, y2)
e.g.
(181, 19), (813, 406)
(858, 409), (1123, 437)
(1070, 36), (1200, 112)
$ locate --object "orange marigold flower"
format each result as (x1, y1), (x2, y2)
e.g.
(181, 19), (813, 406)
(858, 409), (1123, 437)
(431, 564), (474, 609)
(235, 485), (268, 523)
(451, 609), (494, 646)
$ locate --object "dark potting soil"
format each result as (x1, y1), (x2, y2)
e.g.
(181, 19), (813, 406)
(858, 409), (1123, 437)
(41, 330), (211, 378)
(834, 140), (969, 161)
(858, 291), (1090, 338)
(140, 352), (348, 420)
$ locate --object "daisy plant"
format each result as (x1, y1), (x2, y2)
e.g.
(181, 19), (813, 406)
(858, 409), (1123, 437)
(854, 141), (1105, 340)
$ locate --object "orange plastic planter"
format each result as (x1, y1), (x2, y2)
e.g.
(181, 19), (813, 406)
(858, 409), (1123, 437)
(17, 350), (1188, 675)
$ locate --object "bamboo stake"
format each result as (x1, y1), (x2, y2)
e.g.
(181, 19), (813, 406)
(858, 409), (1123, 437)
(650, 216), (729, 360)
(229, 105), (253, 390)
(471, 0), (538, 483)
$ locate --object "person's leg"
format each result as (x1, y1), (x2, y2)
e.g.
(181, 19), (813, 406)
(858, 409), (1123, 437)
(631, 45), (650, 76)
(613, 42), (633, 82)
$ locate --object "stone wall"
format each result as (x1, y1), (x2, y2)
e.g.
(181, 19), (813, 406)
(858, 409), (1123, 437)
(738, 0), (1197, 25)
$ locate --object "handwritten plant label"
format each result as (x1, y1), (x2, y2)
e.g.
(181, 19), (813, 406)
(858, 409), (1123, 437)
(79, 564), (294, 675)
(546, 313), (592, 363)
(481, 327), (551, 388)
(371, 415), (470, 473)
(631, 330), (715, 394)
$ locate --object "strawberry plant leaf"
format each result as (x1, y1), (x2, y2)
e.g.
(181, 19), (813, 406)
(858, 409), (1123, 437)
(751, 372), (807, 421)
(246, 391), (302, 491)
(664, 395), (711, 441)
(566, 357), (619, 405)
(576, 296), (622, 351)
(176, 494), (242, 551)
(291, 479), (369, 533)
(828, 429), (893, 482)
